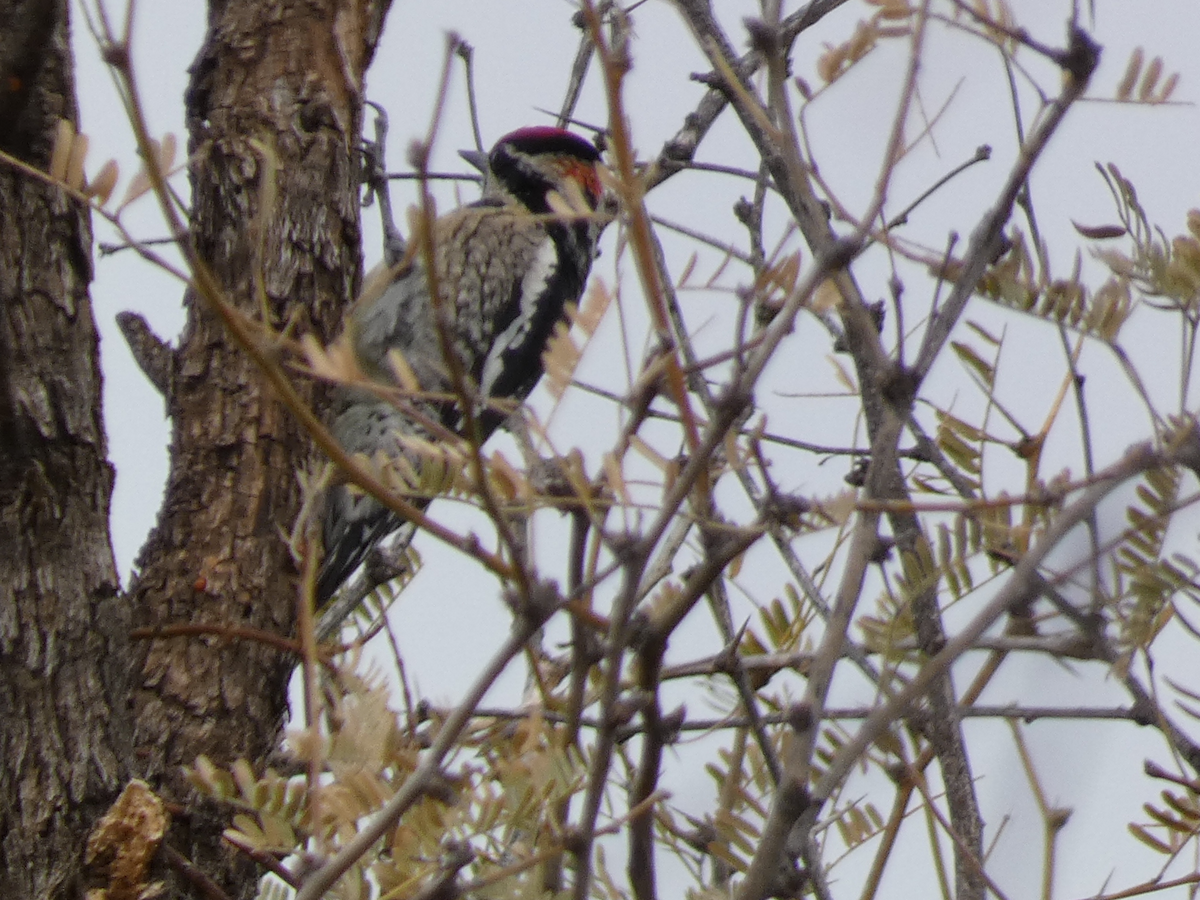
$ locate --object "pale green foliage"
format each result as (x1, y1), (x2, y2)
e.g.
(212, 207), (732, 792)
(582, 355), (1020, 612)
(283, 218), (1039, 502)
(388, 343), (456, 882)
(1094, 165), (1200, 325)
(1112, 463), (1185, 664)
(188, 661), (587, 900)
(962, 228), (1136, 340)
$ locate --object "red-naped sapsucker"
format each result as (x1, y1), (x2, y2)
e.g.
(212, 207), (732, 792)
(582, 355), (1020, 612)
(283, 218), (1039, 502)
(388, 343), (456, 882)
(317, 127), (604, 605)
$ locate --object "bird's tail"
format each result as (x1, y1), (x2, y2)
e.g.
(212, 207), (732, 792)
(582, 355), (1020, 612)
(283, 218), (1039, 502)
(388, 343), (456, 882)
(315, 501), (417, 635)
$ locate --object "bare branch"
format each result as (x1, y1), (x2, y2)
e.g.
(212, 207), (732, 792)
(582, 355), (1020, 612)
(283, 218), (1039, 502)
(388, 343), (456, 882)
(115, 310), (175, 400)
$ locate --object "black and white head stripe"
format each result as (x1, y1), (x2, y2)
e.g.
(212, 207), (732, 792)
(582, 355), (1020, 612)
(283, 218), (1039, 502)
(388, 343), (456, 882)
(488, 127), (602, 213)
(494, 126), (601, 164)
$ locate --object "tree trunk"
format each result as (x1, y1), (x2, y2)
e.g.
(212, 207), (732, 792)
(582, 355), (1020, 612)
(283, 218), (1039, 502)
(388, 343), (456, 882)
(125, 1), (390, 896)
(0, 1), (129, 898)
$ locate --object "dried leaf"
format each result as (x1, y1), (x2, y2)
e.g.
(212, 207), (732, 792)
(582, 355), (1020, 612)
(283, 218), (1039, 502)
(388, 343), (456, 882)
(1116, 47), (1143, 101)
(48, 119), (73, 182)
(811, 277), (841, 313)
(86, 159), (120, 205)
(487, 450), (527, 501)
(232, 758), (257, 801)
(64, 135), (92, 194)
(602, 452), (629, 504)
(1072, 221), (1127, 240)
(1157, 72), (1180, 103)
(300, 332), (360, 383)
(159, 132), (177, 172)
(816, 44), (846, 83)
(571, 278), (612, 337)
(542, 319), (580, 399)
(386, 348), (421, 393)
(1138, 56), (1163, 103)
(951, 340), (995, 387)
(630, 434), (670, 471)
(120, 167), (153, 209)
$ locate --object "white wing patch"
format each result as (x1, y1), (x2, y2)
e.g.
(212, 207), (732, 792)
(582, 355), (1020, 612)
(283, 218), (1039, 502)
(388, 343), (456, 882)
(479, 235), (559, 399)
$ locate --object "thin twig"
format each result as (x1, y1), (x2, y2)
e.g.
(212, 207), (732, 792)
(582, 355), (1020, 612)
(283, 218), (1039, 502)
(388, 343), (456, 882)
(813, 441), (1162, 802)
(294, 589), (554, 900)
(911, 25), (1100, 383)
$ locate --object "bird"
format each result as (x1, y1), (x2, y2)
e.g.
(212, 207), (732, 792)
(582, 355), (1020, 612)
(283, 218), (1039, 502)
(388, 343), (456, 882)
(316, 126), (605, 608)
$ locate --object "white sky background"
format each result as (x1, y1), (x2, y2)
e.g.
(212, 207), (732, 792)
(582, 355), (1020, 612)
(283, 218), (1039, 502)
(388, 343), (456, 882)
(72, 0), (1200, 897)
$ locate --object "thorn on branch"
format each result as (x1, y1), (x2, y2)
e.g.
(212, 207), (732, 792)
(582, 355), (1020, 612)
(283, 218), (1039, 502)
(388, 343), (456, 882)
(115, 311), (175, 401)
(1129, 696), (1156, 727)
(754, 296), (783, 328)
(823, 236), (861, 271)
(504, 579), (562, 629)
(407, 139), (431, 171)
(785, 702), (812, 734)
(662, 132), (696, 164)
(100, 42), (129, 69)
(732, 196), (754, 225)
(906, 437), (935, 465)
(1058, 25), (1102, 84)
(762, 491), (811, 530)
(868, 535), (895, 565)
(833, 299), (884, 352)
(715, 380), (754, 419)
(660, 705), (687, 745)
(880, 362), (919, 408)
(844, 458), (869, 487)
(710, 639), (738, 677)
(609, 691), (648, 738)
(689, 70), (725, 90)
(743, 17), (779, 57)
(1047, 808), (1072, 832)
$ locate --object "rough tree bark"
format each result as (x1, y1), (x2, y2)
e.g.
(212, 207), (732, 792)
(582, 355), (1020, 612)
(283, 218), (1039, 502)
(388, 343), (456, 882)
(123, 1), (392, 896)
(3, 0), (391, 897)
(0, 1), (130, 898)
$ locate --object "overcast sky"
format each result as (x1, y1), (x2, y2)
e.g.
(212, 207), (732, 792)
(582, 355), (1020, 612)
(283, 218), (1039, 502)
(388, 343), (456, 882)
(71, 1), (1200, 896)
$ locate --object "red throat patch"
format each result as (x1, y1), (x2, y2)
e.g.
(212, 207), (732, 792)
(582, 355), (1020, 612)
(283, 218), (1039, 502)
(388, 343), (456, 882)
(562, 157), (602, 205)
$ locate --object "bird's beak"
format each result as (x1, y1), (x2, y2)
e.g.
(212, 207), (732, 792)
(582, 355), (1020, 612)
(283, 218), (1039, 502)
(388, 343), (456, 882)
(459, 149), (488, 173)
